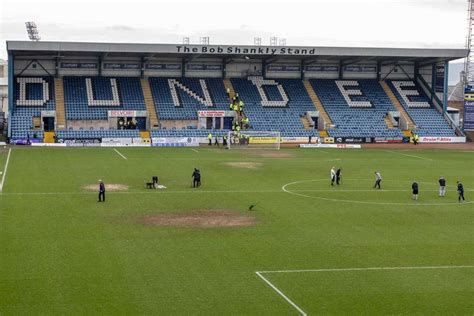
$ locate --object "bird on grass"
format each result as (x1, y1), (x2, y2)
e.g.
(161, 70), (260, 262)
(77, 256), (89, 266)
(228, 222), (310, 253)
(248, 202), (259, 211)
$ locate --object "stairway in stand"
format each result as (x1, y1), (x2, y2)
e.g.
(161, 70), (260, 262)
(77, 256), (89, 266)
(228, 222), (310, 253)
(54, 78), (66, 130)
(140, 78), (159, 129)
(300, 116), (312, 129)
(380, 81), (416, 130)
(223, 79), (236, 100)
(303, 80), (334, 134)
(384, 116), (396, 129)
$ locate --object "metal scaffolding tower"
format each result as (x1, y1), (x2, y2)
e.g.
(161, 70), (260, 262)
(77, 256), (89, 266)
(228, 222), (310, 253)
(465, 0), (474, 86)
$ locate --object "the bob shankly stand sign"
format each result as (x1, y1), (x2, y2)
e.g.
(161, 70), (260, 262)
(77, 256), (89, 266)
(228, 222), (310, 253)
(175, 45), (317, 56)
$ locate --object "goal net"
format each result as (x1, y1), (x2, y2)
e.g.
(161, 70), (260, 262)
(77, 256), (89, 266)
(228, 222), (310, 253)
(227, 131), (281, 150)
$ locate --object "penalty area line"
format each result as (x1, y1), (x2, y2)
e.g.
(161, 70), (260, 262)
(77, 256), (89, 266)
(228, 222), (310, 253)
(0, 148), (12, 192)
(255, 272), (307, 316)
(113, 148), (127, 160)
(256, 265), (474, 315)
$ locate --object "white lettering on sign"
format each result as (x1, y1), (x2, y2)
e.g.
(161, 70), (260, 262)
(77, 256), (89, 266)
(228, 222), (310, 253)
(197, 111), (225, 117)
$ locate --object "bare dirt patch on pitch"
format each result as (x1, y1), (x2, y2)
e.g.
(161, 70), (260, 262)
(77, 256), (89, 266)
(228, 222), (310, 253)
(141, 210), (257, 228)
(83, 183), (129, 191)
(225, 162), (263, 169)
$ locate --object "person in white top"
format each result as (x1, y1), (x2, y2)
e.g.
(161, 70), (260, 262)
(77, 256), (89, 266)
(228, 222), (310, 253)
(374, 171), (382, 189)
(330, 167), (336, 186)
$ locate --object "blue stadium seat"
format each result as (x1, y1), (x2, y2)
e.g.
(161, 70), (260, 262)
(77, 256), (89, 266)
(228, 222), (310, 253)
(387, 80), (456, 137)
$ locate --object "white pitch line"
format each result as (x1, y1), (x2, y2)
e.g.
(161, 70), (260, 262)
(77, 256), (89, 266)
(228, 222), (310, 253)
(257, 265), (474, 274)
(0, 148), (12, 192)
(255, 272), (307, 316)
(256, 265), (474, 315)
(384, 150), (433, 161)
(191, 148), (199, 153)
(113, 148), (127, 160)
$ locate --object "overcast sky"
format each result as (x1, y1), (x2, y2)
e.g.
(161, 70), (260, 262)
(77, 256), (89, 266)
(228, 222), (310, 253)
(0, 0), (468, 63)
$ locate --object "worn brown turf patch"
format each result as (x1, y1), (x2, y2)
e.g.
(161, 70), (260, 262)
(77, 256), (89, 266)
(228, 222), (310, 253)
(141, 210), (257, 228)
(225, 162), (262, 169)
(83, 183), (129, 191)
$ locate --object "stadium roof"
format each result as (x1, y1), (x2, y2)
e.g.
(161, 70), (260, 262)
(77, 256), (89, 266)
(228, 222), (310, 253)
(6, 41), (468, 64)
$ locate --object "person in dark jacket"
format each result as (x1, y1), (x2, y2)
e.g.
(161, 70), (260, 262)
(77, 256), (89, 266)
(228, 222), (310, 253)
(98, 180), (106, 202)
(192, 168), (201, 188)
(438, 176), (446, 197)
(412, 181), (419, 200)
(457, 181), (465, 202)
(336, 168), (342, 185)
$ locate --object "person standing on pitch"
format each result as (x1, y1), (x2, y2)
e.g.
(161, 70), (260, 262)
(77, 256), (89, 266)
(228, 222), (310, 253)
(330, 167), (336, 186)
(208, 132), (212, 146)
(336, 168), (342, 185)
(457, 181), (465, 202)
(412, 181), (419, 200)
(438, 176), (446, 197)
(373, 171), (382, 189)
(98, 180), (106, 202)
(192, 168), (201, 188)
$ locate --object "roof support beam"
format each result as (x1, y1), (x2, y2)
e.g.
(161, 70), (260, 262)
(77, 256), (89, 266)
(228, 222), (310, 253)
(17, 59), (52, 77)
(339, 60), (343, 79)
(181, 58), (186, 77)
(376, 60), (381, 81)
(418, 58), (440, 67)
(300, 59), (304, 80)
(98, 54), (102, 76)
(140, 56), (145, 79)
(55, 56), (60, 78)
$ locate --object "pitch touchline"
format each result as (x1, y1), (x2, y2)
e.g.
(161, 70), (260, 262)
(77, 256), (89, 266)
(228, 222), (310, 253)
(384, 150), (433, 161)
(113, 148), (127, 160)
(257, 265), (474, 274)
(2, 188), (472, 196)
(256, 265), (474, 316)
(0, 148), (12, 192)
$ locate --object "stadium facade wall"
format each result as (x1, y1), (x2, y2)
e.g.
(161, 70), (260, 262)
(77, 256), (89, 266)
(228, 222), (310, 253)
(225, 62), (262, 78)
(67, 120), (109, 130)
(159, 120), (197, 130)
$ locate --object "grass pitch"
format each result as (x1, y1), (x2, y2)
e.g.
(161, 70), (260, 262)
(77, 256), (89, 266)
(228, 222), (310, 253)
(0, 146), (473, 314)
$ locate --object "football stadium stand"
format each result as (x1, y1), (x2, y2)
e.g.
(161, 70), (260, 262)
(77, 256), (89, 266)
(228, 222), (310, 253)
(9, 76), (460, 140)
(63, 76), (146, 120)
(6, 41), (467, 143)
(310, 79), (404, 138)
(11, 76), (55, 140)
(387, 80), (457, 136)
